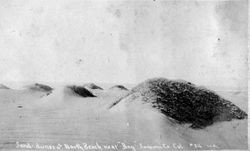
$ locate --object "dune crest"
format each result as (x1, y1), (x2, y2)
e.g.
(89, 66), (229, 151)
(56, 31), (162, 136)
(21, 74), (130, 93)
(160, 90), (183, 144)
(109, 85), (128, 91)
(83, 83), (103, 90)
(110, 78), (247, 129)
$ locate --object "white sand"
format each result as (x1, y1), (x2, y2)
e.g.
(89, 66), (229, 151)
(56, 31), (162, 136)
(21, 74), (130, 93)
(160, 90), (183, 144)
(0, 84), (247, 150)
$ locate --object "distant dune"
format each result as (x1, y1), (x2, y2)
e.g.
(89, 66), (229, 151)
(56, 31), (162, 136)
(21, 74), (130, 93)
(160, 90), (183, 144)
(0, 84), (9, 89)
(83, 83), (103, 90)
(66, 85), (96, 97)
(26, 83), (53, 92)
(110, 77), (247, 129)
(25, 83), (53, 97)
(109, 85), (128, 91)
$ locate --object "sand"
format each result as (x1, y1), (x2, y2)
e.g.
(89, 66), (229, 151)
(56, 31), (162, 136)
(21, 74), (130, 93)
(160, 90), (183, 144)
(0, 83), (247, 150)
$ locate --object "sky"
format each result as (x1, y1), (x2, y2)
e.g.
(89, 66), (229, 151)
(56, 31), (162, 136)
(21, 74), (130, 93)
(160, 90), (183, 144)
(0, 0), (248, 89)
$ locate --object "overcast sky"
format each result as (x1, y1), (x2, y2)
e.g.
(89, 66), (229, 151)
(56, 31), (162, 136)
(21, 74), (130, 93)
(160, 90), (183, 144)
(0, 0), (247, 89)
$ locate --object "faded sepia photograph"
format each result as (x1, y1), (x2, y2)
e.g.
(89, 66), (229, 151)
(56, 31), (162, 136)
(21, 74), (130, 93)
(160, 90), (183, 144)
(0, 0), (248, 150)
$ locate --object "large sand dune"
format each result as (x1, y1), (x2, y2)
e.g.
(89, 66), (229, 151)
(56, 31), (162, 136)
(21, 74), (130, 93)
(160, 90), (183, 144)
(0, 80), (248, 150)
(110, 78), (247, 129)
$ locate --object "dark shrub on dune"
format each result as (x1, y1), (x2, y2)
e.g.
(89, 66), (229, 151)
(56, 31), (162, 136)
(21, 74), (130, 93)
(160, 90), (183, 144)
(110, 85), (128, 90)
(29, 83), (53, 92)
(68, 85), (96, 97)
(83, 83), (103, 90)
(0, 84), (9, 89)
(110, 78), (247, 129)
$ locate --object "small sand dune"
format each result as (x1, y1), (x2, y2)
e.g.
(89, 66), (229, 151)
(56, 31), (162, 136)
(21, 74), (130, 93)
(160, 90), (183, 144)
(24, 83), (54, 97)
(110, 77), (247, 129)
(26, 83), (53, 92)
(66, 85), (96, 97)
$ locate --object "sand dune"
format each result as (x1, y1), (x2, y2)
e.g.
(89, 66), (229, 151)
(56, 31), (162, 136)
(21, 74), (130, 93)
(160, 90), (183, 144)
(0, 79), (247, 150)
(66, 85), (96, 97)
(26, 83), (53, 92)
(24, 83), (53, 97)
(110, 78), (247, 129)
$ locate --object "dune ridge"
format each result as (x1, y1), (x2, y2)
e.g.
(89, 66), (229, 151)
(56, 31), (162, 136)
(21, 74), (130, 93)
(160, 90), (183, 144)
(109, 85), (129, 91)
